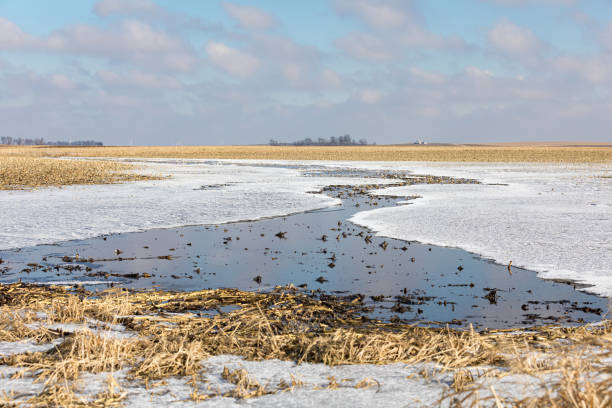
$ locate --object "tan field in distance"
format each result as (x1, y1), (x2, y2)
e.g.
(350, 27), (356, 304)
(477, 141), (612, 147)
(3, 143), (612, 163)
(1, 143), (610, 189)
(0, 147), (160, 190)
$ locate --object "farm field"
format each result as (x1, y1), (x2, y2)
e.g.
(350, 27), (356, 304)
(0, 152), (610, 406)
(3, 144), (612, 162)
(2, 144), (611, 189)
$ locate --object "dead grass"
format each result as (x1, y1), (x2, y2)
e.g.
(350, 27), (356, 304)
(3, 144), (612, 163)
(516, 356), (612, 408)
(221, 367), (271, 399)
(0, 283), (610, 406)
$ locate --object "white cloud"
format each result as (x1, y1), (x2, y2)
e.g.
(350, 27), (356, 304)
(0, 18), (196, 72)
(334, 0), (465, 60)
(321, 69), (343, 88)
(249, 34), (321, 61)
(96, 70), (182, 89)
(48, 74), (75, 90)
(488, 20), (540, 54)
(0, 17), (34, 49)
(415, 106), (440, 117)
(409, 68), (447, 84)
(46, 20), (182, 54)
(220, 33), (341, 91)
(401, 26), (464, 49)
(281, 62), (303, 81)
(483, 0), (576, 5)
(2, 71), (80, 98)
(336, 28), (463, 61)
(358, 89), (384, 103)
(93, 0), (161, 16)
(205, 42), (260, 77)
(222, 2), (276, 29)
(464, 66), (494, 79)
(552, 56), (612, 84)
(334, 33), (392, 60)
(599, 20), (612, 52)
(511, 87), (550, 100)
(335, 0), (407, 29)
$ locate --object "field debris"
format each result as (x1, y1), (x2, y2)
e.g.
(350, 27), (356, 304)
(0, 282), (609, 406)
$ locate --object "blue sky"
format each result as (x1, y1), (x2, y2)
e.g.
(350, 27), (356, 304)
(1, 0), (611, 145)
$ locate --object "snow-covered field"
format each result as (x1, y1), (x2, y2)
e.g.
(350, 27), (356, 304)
(1, 158), (610, 297)
(0, 339), (548, 407)
(349, 161), (612, 298)
(0, 160), (392, 251)
(1, 158), (610, 407)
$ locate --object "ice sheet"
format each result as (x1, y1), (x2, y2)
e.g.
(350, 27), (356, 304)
(348, 162), (612, 298)
(0, 159), (390, 251)
(1, 158), (610, 298)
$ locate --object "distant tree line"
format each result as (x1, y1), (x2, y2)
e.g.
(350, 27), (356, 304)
(269, 134), (372, 146)
(1, 137), (103, 146)
(46, 140), (104, 146)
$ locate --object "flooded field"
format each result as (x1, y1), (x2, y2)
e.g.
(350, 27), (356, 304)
(1, 169), (606, 329)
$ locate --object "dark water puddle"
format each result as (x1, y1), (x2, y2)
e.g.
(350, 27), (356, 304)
(0, 169), (608, 329)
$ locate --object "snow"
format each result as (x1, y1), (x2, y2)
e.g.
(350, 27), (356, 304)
(0, 366), (46, 401)
(25, 319), (133, 339)
(0, 352), (548, 407)
(0, 338), (62, 356)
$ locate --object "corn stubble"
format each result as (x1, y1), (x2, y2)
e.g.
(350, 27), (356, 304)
(0, 154), (160, 190)
(2, 144), (609, 190)
(3, 144), (612, 163)
(0, 283), (609, 407)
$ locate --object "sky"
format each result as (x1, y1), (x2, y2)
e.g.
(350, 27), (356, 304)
(1, 0), (612, 145)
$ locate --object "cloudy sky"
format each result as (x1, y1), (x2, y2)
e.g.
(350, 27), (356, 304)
(1, 0), (612, 145)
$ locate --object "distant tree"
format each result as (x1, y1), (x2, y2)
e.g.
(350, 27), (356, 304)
(338, 134), (353, 145)
(277, 135), (368, 146)
(46, 140), (103, 146)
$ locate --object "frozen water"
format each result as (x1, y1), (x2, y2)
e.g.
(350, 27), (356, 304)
(348, 162), (612, 297)
(1, 158), (610, 298)
(0, 159), (391, 251)
(36, 280), (122, 286)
